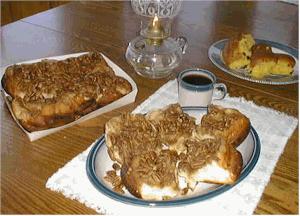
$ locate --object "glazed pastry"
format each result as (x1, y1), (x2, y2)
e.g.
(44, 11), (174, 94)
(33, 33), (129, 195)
(105, 113), (161, 165)
(121, 150), (182, 200)
(146, 104), (196, 154)
(178, 127), (243, 189)
(3, 52), (132, 131)
(105, 104), (196, 165)
(201, 105), (250, 147)
(104, 103), (248, 200)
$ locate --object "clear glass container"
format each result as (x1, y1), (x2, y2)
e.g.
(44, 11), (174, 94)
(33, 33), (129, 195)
(126, 36), (187, 79)
(126, 0), (186, 79)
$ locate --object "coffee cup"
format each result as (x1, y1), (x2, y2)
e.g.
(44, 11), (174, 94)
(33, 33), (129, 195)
(177, 68), (227, 107)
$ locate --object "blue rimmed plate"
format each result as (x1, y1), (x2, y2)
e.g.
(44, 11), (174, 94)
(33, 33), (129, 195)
(86, 107), (260, 207)
(208, 39), (298, 85)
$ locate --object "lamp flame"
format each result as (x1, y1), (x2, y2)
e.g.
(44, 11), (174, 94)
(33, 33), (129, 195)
(152, 14), (159, 27)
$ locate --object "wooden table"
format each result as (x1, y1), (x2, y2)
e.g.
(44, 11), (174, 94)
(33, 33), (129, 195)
(1, 1), (298, 214)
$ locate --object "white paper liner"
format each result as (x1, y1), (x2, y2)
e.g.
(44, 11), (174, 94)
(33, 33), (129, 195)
(0, 52), (138, 141)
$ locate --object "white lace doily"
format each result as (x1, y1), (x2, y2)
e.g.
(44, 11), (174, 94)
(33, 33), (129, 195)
(46, 80), (298, 215)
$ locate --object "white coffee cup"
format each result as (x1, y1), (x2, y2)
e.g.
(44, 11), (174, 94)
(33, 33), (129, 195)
(178, 68), (227, 107)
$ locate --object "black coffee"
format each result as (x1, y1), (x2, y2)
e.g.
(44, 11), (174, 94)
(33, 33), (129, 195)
(182, 74), (212, 85)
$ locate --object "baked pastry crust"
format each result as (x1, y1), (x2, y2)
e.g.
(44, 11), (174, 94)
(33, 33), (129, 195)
(201, 105), (250, 147)
(251, 44), (272, 55)
(3, 52), (132, 131)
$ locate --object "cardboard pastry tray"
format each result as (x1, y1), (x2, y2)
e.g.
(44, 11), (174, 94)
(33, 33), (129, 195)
(0, 52), (138, 141)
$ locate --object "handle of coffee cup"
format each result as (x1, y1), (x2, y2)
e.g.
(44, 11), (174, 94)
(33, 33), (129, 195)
(175, 36), (188, 54)
(213, 83), (227, 100)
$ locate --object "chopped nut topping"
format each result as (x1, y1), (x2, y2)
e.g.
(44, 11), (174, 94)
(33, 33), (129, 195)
(104, 104), (246, 200)
(104, 170), (125, 194)
(182, 137), (220, 170)
(4, 52), (132, 131)
(126, 150), (179, 187)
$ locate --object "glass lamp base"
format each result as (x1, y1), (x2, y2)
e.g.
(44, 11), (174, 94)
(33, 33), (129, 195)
(133, 67), (173, 79)
(125, 36), (184, 80)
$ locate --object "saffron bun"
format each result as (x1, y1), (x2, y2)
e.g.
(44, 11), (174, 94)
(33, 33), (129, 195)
(222, 33), (255, 69)
(222, 33), (296, 78)
(249, 44), (296, 78)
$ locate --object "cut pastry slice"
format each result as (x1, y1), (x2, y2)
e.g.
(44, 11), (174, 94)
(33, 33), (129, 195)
(105, 113), (161, 165)
(201, 105), (250, 147)
(222, 33), (255, 69)
(248, 43), (296, 78)
(105, 104), (196, 166)
(178, 127), (243, 189)
(121, 150), (182, 200)
(146, 104), (196, 154)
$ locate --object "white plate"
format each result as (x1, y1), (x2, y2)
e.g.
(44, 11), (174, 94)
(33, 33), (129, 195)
(208, 39), (298, 85)
(86, 107), (261, 206)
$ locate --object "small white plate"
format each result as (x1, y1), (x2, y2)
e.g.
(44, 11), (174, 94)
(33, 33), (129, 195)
(86, 107), (260, 206)
(208, 39), (298, 85)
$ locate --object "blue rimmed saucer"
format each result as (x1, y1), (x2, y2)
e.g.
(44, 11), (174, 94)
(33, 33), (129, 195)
(86, 107), (261, 207)
(208, 39), (298, 85)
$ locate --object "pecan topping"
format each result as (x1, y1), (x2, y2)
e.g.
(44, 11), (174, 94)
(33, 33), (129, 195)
(127, 150), (178, 187)
(4, 52), (132, 131)
(104, 170), (125, 194)
(6, 52), (130, 104)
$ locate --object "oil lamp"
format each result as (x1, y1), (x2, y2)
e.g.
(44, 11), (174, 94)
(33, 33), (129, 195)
(126, 0), (187, 79)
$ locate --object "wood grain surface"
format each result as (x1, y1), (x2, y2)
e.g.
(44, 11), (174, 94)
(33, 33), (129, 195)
(1, 1), (69, 26)
(1, 1), (298, 214)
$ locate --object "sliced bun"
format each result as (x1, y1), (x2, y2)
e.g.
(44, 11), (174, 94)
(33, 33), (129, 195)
(178, 127), (243, 189)
(104, 103), (248, 200)
(105, 113), (160, 165)
(249, 44), (296, 78)
(201, 105), (250, 147)
(146, 104), (196, 154)
(222, 33), (255, 69)
(121, 150), (182, 200)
